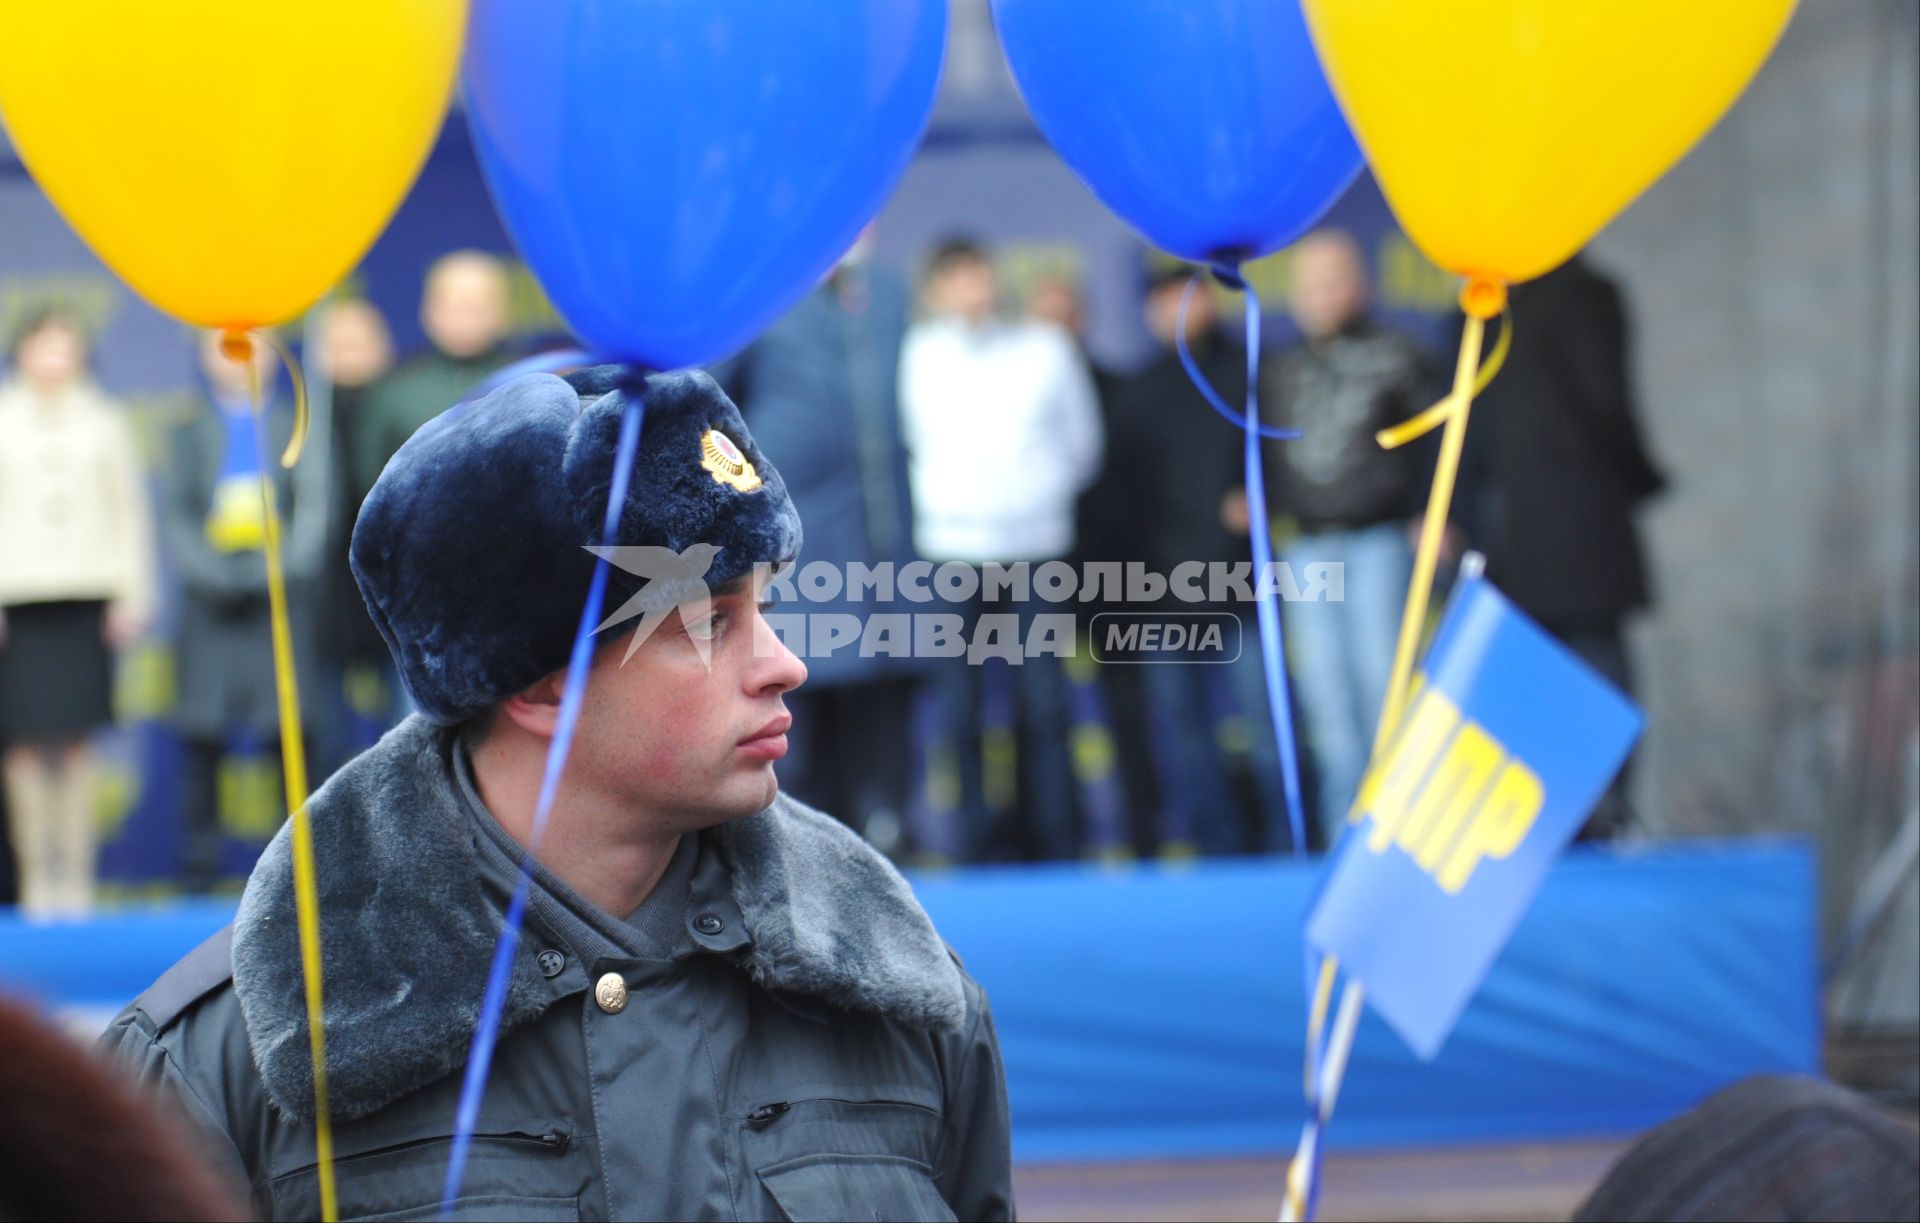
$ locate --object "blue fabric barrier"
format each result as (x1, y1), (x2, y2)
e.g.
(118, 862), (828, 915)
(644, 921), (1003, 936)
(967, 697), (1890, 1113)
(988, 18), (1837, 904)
(0, 898), (234, 1015)
(917, 838), (1819, 1159)
(0, 840), (1817, 1160)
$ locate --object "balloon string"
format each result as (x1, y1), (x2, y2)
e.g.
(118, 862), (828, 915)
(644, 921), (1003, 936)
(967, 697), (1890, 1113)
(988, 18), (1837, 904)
(230, 329), (335, 1223)
(1305, 953), (1337, 1097)
(1176, 272), (1300, 440)
(1285, 286), (1507, 1222)
(1369, 303), (1492, 756)
(1173, 264), (1311, 857)
(441, 376), (649, 1217)
(1230, 287), (1312, 859)
(250, 329), (312, 469)
(1280, 977), (1363, 1222)
(1374, 307), (1510, 451)
(1173, 264), (1314, 1217)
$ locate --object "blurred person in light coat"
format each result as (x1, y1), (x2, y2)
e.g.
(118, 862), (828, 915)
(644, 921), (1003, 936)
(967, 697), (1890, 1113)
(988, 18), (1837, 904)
(0, 307), (154, 918)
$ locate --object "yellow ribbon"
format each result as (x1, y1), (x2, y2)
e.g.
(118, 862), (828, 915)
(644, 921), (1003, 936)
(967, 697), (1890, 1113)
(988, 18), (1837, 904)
(1370, 289), (1501, 756)
(230, 328), (336, 1222)
(1373, 307), (1510, 453)
(262, 330), (311, 470)
(1282, 1142), (1312, 1222)
(1304, 957), (1337, 1098)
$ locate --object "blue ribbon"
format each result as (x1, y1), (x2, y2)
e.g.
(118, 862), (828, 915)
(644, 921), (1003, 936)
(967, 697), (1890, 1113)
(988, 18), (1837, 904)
(1175, 263), (1310, 859)
(1178, 266), (1319, 1216)
(1175, 270), (1299, 441)
(440, 368), (649, 1217)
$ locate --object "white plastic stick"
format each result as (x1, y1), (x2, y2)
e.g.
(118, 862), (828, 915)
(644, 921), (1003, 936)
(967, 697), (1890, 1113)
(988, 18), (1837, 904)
(1278, 982), (1367, 1223)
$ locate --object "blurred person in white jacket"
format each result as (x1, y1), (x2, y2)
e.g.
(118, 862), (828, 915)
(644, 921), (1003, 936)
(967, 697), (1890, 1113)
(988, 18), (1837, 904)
(896, 238), (1103, 863)
(899, 239), (1103, 564)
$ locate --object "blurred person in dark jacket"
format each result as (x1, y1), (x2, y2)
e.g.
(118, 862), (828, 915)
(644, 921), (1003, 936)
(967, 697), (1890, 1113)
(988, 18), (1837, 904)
(1097, 267), (1273, 854)
(1060, 271), (1155, 855)
(1459, 253), (1666, 837)
(309, 298), (394, 778)
(1260, 230), (1430, 841)
(162, 330), (317, 894)
(1575, 1075), (1919, 1222)
(346, 253), (513, 736)
(349, 250), (513, 502)
(732, 235), (922, 854)
(1024, 272), (1138, 860)
(1027, 271), (1120, 407)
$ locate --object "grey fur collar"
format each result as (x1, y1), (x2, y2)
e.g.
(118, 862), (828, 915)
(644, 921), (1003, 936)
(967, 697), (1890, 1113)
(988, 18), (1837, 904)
(232, 716), (964, 1122)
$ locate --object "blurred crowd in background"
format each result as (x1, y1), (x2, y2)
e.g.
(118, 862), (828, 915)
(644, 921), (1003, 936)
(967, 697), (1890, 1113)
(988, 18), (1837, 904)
(0, 226), (1668, 916)
(0, 13), (1911, 1062)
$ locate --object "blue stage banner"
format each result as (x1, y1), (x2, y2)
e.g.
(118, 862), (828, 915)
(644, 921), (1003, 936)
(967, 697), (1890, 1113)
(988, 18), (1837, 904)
(1307, 576), (1644, 1060)
(0, 840), (1820, 1159)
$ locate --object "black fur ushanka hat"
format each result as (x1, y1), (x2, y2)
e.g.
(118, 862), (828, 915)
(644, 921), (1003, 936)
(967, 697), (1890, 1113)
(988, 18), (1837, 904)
(351, 366), (802, 724)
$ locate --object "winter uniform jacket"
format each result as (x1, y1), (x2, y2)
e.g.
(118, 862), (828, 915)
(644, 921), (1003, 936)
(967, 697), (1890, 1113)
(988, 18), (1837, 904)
(99, 715), (1013, 1221)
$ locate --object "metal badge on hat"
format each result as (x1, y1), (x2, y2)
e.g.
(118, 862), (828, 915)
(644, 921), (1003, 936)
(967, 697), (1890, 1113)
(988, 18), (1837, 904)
(700, 428), (763, 492)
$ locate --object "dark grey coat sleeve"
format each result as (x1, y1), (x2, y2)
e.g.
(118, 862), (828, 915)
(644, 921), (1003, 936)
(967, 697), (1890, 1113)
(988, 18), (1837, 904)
(934, 966), (1015, 1222)
(97, 1004), (256, 1205)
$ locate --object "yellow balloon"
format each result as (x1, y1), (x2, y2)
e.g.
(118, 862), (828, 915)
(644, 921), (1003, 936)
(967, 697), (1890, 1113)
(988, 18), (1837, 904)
(1301, 0), (1796, 285)
(0, 1), (465, 330)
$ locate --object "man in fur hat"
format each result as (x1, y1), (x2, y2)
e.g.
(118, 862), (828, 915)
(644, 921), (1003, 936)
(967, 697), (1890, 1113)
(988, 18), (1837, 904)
(100, 367), (1013, 1221)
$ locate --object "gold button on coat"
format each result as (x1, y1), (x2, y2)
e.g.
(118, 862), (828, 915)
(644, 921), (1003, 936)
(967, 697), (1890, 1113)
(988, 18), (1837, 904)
(594, 972), (629, 1014)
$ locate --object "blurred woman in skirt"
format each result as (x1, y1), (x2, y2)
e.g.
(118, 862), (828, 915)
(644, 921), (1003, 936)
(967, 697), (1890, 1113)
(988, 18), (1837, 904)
(0, 307), (154, 918)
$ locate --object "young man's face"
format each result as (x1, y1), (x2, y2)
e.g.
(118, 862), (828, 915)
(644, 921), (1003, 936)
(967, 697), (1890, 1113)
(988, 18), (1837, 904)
(570, 569), (807, 830)
(421, 254), (510, 360)
(929, 256), (997, 324)
(17, 319), (86, 390)
(1288, 233), (1368, 341)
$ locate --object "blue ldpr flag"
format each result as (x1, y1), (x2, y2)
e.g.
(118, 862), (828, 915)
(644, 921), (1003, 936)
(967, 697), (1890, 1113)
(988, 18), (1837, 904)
(1305, 575), (1644, 1060)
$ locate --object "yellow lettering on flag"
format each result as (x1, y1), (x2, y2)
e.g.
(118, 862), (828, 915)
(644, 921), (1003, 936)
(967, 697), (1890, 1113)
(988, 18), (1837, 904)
(1352, 676), (1547, 893)
(1436, 763), (1544, 894)
(1400, 720), (1504, 870)
(1356, 682), (1459, 852)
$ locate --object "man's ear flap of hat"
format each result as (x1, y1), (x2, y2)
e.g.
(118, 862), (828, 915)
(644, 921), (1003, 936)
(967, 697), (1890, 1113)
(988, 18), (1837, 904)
(351, 372), (601, 725)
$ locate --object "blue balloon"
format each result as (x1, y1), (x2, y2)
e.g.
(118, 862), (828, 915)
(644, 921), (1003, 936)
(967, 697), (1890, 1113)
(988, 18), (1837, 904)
(464, 0), (946, 369)
(992, 0), (1362, 264)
